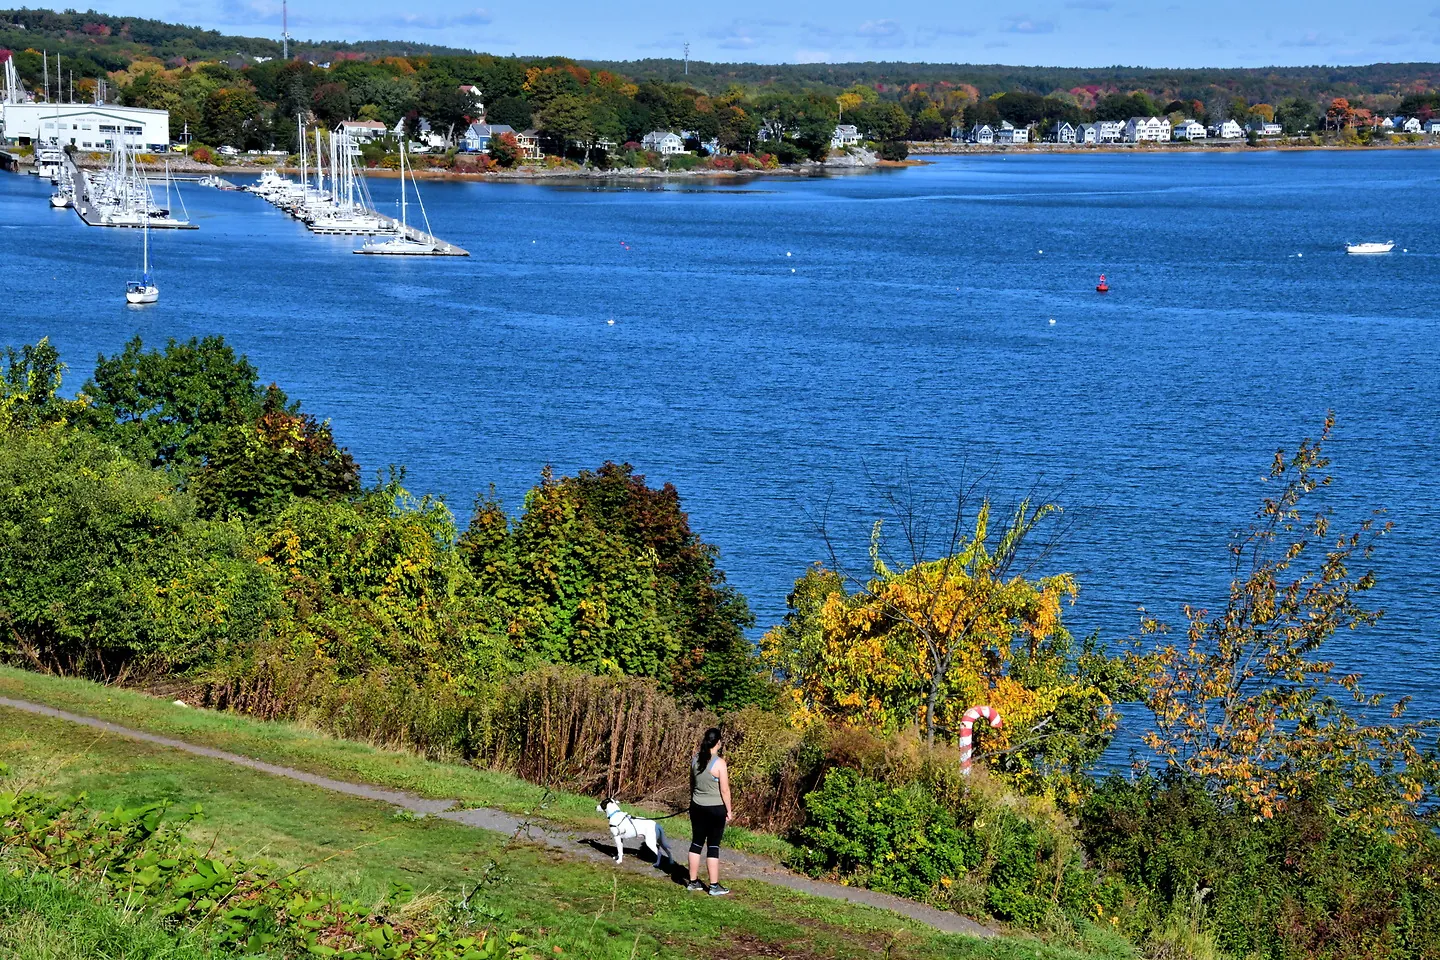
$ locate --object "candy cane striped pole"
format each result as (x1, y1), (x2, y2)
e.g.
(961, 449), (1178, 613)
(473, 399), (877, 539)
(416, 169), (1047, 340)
(959, 705), (1002, 776)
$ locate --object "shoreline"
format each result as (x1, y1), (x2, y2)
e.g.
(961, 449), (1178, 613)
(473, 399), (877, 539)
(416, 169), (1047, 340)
(906, 138), (1440, 156)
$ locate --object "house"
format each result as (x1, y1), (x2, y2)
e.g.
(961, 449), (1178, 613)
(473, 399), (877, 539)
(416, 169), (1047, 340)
(1095, 120), (1125, 143)
(831, 123), (860, 148)
(995, 120), (1029, 144)
(392, 116), (448, 150)
(1172, 119), (1206, 141)
(461, 121), (515, 153)
(1212, 119), (1244, 139)
(1077, 123), (1099, 144)
(758, 119), (787, 142)
(968, 124), (994, 144)
(1053, 121), (1077, 144)
(1399, 116), (1423, 134)
(338, 119), (387, 142)
(517, 129), (542, 160)
(1378, 117), (1395, 131)
(1124, 116), (1171, 142)
(641, 131), (686, 155)
(1426, 119), (1440, 135)
(1249, 121), (1283, 137)
(949, 123), (966, 141)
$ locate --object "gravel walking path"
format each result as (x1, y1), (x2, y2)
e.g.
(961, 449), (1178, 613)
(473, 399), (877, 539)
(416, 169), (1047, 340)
(0, 695), (994, 938)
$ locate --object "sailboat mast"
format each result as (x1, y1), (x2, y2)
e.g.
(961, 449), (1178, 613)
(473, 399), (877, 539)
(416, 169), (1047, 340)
(399, 141), (407, 232)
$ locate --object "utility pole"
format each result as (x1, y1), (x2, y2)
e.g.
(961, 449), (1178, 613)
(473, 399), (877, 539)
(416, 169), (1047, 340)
(683, 41), (689, 76)
(283, 0), (291, 60)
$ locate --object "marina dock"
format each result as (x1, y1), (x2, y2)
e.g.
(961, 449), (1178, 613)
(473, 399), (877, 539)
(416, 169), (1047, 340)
(357, 211), (469, 256)
(69, 153), (197, 229)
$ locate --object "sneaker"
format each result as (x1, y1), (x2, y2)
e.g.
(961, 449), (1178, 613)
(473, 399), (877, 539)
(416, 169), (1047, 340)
(685, 879), (706, 892)
(707, 883), (731, 897)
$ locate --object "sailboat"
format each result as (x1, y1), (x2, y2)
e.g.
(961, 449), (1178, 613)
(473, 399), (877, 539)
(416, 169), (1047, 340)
(125, 218), (159, 304)
(355, 139), (439, 255)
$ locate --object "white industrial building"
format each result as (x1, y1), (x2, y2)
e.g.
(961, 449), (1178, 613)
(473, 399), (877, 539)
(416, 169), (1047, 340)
(0, 103), (171, 151)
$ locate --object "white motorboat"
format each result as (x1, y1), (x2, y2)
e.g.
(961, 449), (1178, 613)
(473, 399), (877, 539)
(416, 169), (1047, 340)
(1346, 241), (1395, 255)
(125, 218), (159, 304)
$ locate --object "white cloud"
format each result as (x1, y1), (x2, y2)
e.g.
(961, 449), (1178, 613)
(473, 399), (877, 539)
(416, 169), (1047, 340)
(1003, 16), (1055, 34)
(856, 18), (907, 48)
(794, 48), (830, 62)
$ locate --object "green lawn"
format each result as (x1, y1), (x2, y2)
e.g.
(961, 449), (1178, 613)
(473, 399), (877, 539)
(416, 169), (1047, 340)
(0, 668), (1134, 959)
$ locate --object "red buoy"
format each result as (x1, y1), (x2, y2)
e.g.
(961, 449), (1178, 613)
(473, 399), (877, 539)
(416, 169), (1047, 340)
(1096, 273), (1109, 293)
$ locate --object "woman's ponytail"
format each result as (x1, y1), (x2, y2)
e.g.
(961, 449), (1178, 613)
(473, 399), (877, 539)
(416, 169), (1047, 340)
(696, 727), (722, 771)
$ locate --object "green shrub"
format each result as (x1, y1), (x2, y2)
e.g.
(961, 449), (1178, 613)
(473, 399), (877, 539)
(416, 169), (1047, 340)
(794, 768), (967, 901)
(665, 153), (700, 171)
(878, 140), (909, 161)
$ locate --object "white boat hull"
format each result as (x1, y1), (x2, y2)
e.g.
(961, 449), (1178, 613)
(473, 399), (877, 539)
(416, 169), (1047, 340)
(125, 285), (159, 304)
(1346, 241), (1395, 255)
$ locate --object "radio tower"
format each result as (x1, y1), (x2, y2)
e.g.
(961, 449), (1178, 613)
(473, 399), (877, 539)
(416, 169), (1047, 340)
(683, 41), (689, 76)
(282, 0), (291, 59)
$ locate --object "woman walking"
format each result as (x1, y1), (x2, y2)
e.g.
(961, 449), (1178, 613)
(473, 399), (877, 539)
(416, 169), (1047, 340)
(686, 727), (733, 896)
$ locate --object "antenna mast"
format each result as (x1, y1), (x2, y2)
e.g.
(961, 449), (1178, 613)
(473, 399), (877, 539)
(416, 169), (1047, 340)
(283, 0), (291, 59)
(683, 41), (689, 76)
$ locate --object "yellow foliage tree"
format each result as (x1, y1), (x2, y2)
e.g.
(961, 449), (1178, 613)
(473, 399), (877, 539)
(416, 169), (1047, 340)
(764, 496), (1122, 793)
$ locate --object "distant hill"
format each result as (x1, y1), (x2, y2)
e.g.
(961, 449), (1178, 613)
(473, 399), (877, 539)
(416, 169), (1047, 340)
(579, 58), (1440, 103)
(0, 8), (472, 75)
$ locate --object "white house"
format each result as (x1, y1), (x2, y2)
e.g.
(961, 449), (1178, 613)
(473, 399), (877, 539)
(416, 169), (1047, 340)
(1052, 121), (1077, 144)
(1077, 123), (1099, 144)
(1399, 116), (1423, 134)
(641, 131), (686, 154)
(1426, 119), (1440, 135)
(1124, 116), (1171, 142)
(1249, 121), (1283, 137)
(1095, 120), (1125, 143)
(1, 102), (170, 151)
(1212, 119), (1244, 139)
(831, 123), (859, 148)
(517, 129), (542, 160)
(968, 124), (994, 144)
(338, 119), (387, 142)
(1378, 117), (1395, 131)
(392, 116), (448, 150)
(461, 121), (515, 153)
(997, 123), (1029, 144)
(1172, 119), (1207, 141)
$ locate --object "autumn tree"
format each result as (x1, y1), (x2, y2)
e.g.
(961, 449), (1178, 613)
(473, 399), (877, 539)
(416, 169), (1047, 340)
(765, 484), (1124, 792)
(1132, 417), (1438, 835)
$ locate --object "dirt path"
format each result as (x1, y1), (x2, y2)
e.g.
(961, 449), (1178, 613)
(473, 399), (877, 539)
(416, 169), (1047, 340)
(0, 695), (993, 939)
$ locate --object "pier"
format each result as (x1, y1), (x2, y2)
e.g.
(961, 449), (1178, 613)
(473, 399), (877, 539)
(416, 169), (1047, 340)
(0, 150), (19, 173)
(358, 211), (469, 256)
(69, 153), (197, 229)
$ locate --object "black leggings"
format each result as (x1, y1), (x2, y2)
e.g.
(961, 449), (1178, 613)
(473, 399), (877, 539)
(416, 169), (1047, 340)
(689, 804), (726, 859)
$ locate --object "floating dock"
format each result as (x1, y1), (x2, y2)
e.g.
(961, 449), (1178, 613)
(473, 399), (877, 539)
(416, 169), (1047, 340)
(355, 211), (469, 256)
(70, 154), (197, 229)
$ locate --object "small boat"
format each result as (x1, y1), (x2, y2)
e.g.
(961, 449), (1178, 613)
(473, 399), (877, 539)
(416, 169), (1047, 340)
(354, 141), (441, 256)
(125, 218), (159, 304)
(49, 191), (72, 208)
(1346, 241), (1394, 255)
(1096, 273), (1109, 293)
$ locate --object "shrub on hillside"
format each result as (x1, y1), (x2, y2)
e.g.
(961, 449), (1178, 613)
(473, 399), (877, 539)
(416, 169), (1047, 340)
(878, 140), (909, 161)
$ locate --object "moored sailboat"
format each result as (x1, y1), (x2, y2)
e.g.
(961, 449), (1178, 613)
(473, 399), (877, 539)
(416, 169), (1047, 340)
(125, 217), (159, 304)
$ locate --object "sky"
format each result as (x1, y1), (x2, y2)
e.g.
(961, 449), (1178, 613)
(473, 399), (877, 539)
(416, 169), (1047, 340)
(89, 0), (1440, 67)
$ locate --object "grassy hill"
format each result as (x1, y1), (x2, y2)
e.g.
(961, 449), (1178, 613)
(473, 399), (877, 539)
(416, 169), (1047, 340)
(0, 667), (1130, 960)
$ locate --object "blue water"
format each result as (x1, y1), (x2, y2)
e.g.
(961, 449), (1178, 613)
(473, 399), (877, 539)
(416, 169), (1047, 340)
(3, 151), (1438, 720)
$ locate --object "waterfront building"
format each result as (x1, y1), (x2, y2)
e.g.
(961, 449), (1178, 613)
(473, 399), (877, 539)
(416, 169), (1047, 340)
(517, 130), (542, 159)
(1077, 123), (1099, 144)
(1172, 119), (1207, 140)
(1426, 120), (1440, 135)
(1095, 120), (1125, 143)
(0, 102), (169, 151)
(1249, 121), (1283, 137)
(1124, 116), (1171, 142)
(1399, 117), (1423, 134)
(995, 121), (1029, 144)
(338, 119), (387, 142)
(462, 121), (516, 153)
(1379, 117), (1395, 131)
(1212, 119), (1244, 139)
(1053, 122), (1077, 144)
(831, 124), (859, 148)
(641, 131), (687, 154)
(968, 124), (994, 144)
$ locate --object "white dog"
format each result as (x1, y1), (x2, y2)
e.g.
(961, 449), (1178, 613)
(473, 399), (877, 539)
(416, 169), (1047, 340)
(597, 798), (673, 867)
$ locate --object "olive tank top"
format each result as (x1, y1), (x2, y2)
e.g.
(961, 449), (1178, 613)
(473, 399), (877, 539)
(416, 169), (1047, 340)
(691, 753), (723, 806)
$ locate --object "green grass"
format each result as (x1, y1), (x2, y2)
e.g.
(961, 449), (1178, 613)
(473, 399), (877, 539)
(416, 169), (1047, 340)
(0, 870), (226, 960)
(0, 703), (1131, 960)
(0, 666), (793, 860)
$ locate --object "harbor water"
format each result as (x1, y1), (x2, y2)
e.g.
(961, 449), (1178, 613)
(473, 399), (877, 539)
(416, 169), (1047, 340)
(2, 149), (1437, 723)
